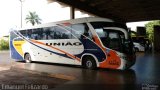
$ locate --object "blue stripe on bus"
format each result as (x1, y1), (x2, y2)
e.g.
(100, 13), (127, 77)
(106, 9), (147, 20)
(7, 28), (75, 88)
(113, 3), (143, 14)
(10, 41), (24, 61)
(75, 36), (106, 62)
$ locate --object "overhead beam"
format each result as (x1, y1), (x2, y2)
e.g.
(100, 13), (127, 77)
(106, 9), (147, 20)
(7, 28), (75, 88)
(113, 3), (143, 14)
(48, 0), (125, 22)
(47, 0), (160, 22)
(89, 0), (107, 7)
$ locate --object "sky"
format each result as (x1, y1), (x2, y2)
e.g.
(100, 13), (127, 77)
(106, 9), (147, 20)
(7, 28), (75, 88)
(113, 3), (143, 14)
(0, 0), (149, 37)
(126, 21), (149, 30)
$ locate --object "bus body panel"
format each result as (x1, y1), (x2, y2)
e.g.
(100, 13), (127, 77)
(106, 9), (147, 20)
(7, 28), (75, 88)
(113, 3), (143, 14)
(10, 41), (24, 61)
(22, 39), (84, 65)
(10, 17), (136, 70)
(10, 32), (24, 61)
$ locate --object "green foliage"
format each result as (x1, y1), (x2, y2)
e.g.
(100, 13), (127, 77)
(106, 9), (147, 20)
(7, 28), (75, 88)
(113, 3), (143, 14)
(145, 20), (160, 42)
(0, 39), (9, 50)
(25, 11), (42, 26)
(131, 32), (136, 37)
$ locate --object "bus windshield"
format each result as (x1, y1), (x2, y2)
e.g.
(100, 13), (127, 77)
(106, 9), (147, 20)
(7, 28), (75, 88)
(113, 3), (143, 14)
(91, 22), (133, 54)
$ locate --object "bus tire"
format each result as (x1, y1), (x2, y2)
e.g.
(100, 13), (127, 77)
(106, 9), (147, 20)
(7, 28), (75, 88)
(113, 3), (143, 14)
(24, 53), (32, 63)
(82, 56), (97, 70)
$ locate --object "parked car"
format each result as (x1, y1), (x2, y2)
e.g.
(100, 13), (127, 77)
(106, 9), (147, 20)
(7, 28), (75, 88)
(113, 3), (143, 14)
(133, 42), (145, 52)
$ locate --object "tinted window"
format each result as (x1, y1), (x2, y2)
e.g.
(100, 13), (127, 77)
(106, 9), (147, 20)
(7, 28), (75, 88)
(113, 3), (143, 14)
(95, 28), (125, 52)
(26, 29), (32, 39)
(71, 23), (92, 39)
(19, 26), (74, 40)
(42, 27), (52, 40)
(96, 29), (108, 38)
(36, 28), (43, 40)
(31, 29), (39, 40)
(108, 32), (121, 51)
(54, 26), (72, 39)
(22, 28), (43, 40)
(95, 28), (109, 47)
(20, 30), (27, 36)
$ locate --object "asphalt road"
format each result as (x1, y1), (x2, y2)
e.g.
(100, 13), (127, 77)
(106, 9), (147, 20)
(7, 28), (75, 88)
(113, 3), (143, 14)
(0, 51), (160, 90)
(0, 69), (68, 90)
(0, 51), (70, 90)
(0, 50), (14, 65)
(0, 50), (15, 71)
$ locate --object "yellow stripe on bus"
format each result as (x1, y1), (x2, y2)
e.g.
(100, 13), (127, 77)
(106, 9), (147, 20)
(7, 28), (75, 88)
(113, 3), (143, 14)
(13, 41), (26, 56)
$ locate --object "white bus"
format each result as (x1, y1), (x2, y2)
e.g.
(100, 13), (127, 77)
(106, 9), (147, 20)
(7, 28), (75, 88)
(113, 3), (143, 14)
(10, 17), (136, 70)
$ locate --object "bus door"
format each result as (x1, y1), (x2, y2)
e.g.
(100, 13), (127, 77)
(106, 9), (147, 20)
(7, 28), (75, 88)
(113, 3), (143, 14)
(71, 23), (93, 64)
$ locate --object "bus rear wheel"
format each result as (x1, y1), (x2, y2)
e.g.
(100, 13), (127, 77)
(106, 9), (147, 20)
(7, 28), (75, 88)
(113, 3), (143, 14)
(24, 53), (32, 63)
(83, 56), (97, 70)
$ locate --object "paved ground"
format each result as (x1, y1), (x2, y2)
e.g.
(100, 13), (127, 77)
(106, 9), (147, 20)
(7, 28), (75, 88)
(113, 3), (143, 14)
(0, 50), (14, 71)
(0, 50), (14, 66)
(0, 51), (71, 90)
(0, 69), (68, 90)
(0, 51), (160, 90)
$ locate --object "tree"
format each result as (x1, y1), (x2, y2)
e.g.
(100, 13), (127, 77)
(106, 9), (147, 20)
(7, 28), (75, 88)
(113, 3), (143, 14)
(145, 20), (160, 42)
(25, 11), (42, 26)
(0, 39), (9, 50)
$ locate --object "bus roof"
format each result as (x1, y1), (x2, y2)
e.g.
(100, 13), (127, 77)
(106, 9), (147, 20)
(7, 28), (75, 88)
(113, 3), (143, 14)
(16, 17), (114, 30)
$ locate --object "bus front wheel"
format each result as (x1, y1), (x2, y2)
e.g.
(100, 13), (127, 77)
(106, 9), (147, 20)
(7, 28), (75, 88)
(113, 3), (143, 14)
(24, 53), (32, 63)
(83, 56), (97, 70)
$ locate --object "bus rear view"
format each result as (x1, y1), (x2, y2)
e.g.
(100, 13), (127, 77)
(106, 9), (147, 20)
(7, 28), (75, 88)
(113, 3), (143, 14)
(10, 17), (136, 70)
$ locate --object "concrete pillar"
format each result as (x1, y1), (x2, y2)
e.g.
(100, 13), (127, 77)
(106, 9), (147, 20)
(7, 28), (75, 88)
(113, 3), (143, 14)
(154, 26), (160, 53)
(70, 7), (75, 19)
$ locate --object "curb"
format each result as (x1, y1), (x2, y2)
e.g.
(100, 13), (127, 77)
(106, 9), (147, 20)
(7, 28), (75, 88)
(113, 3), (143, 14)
(10, 66), (75, 81)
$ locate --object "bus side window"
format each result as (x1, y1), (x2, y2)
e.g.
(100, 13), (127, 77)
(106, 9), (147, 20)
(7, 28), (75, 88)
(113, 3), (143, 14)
(26, 29), (32, 39)
(31, 29), (39, 40)
(37, 28), (43, 40)
(108, 32), (121, 51)
(20, 30), (27, 37)
(42, 27), (52, 40)
(54, 26), (72, 39)
(49, 27), (55, 39)
(95, 28), (109, 46)
(71, 23), (92, 39)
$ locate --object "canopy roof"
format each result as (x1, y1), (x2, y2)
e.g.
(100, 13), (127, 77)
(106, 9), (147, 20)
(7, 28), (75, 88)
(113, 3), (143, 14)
(48, 0), (160, 22)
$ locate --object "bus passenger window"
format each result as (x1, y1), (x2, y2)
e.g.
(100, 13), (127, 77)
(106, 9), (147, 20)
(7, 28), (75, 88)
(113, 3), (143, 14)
(26, 30), (32, 39)
(44, 27), (52, 40)
(49, 27), (55, 39)
(71, 23), (92, 39)
(31, 29), (39, 40)
(20, 30), (27, 36)
(54, 26), (72, 39)
(35, 28), (43, 40)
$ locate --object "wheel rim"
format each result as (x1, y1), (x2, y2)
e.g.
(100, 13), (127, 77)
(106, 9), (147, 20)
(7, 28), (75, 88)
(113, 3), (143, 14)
(86, 60), (92, 68)
(25, 54), (31, 63)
